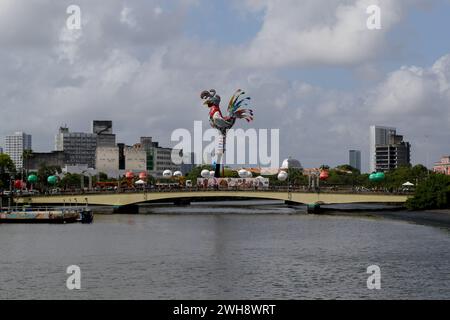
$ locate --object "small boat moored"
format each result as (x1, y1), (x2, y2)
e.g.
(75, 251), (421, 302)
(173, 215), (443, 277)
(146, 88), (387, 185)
(0, 207), (94, 224)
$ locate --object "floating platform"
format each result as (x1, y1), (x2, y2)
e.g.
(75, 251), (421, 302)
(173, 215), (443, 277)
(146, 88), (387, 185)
(0, 207), (94, 224)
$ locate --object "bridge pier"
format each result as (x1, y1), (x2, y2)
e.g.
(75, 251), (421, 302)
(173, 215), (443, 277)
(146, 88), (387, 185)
(306, 203), (322, 214)
(113, 204), (140, 214)
(285, 200), (300, 206)
(173, 199), (191, 206)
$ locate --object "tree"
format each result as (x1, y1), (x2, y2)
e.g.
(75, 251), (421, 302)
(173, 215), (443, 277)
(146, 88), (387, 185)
(287, 168), (307, 185)
(223, 168), (239, 178)
(98, 172), (108, 181)
(35, 164), (62, 190)
(22, 149), (33, 178)
(186, 165), (213, 181)
(0, 154), (16, 189)
(37, 164), (62, 181)
(406, 174), (450, 210)
(59, 173), (82, 189)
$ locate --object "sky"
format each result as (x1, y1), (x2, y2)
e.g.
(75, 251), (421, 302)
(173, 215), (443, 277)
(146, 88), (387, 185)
(1, 0), (450, 172)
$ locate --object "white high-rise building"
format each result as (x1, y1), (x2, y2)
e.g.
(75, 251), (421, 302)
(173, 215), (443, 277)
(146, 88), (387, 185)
(4, 132), (32, 170)
(370, 125), (412, 172)
(369, 126), (396, 173)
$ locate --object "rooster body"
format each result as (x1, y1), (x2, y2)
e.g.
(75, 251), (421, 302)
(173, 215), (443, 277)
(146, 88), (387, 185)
(201, 89), (253, 135)
(200, 89), (254, 178)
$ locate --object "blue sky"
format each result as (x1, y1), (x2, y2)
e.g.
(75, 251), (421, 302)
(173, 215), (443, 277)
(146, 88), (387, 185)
(184, 0), (264, 45)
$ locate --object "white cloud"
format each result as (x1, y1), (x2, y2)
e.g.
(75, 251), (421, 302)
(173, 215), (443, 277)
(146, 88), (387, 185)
(120, 7), (137, 29)
(239, 0), (432, 67)
(369, 55), (450, 117)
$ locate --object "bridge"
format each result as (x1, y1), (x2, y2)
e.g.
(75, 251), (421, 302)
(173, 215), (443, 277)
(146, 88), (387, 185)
(15, 191), (410, 213)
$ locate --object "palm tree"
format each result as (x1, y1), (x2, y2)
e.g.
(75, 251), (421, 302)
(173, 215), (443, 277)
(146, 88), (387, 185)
(22, 149), (33, 180)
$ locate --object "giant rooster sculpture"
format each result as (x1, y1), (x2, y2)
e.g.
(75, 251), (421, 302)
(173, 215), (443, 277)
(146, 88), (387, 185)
(200, 89), (254, 178)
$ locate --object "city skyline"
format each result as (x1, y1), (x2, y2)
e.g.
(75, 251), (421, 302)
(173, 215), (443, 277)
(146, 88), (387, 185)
(1, 1), (450, 172)
(0, 121), (423, 173)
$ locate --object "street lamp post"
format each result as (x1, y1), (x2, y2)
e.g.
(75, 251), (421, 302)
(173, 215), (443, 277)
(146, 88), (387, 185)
(287, 169), (292, 200)
(8, 175), (14, 210)
(80, 170), (93, 192)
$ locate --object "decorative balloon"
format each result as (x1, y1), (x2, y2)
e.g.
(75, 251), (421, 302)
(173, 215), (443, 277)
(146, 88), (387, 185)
(238, 169), (252, 178)
(369, 172), (385, 182)
(27, 174), (38, 184)
(173, 171), (183, 177)
(278, 171), (288, 181)
(163, 170), (173, 177)
(139, 172), (148, 180)
(209, 171), (215, 178)
(200, 169), (211, 178)
(319, 170), (329, 181)
(14, 180), (23, 189)
(200, 89), (254, 178)
(125, 171), (134, 179)
(47, 175), (58, 185)
(375, 172), (385, 181)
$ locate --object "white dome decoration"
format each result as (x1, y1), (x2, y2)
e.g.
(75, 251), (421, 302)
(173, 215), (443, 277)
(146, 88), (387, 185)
(209, 171), (215, 177)
(277, 171), (288, 181)
(281, 158), (303, 170)
(238, 170), (252, 178)
(200, 170), (211, 178)
(173, 171), (183, 177)
(163, 170), (173, 177)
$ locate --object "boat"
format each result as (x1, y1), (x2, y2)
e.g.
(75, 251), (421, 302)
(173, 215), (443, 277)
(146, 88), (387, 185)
(0, 206), (94, 224)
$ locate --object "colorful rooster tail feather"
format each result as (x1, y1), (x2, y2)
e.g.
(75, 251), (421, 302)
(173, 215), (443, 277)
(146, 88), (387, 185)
(227, 89), (254, 120)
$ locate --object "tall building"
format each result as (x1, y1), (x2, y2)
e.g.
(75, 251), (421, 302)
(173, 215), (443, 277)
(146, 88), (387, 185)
(138, 137), (182, 177)
(92, 120), (116, 147)
(370, 126), (411, 172)
(152, 147), (182, 177)
(369, 125), (396, 172)
(55, 126), (97, 168)
(349, 150), (361, 172)
(4, 132), (32, 170)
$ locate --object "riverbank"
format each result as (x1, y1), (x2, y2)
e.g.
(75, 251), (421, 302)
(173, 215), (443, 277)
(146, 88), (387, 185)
(321, 208), (450, 230)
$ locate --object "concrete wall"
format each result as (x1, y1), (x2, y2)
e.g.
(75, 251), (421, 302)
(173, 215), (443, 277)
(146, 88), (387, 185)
(125, 146), (146, 172)
(96, 147), (119, 176)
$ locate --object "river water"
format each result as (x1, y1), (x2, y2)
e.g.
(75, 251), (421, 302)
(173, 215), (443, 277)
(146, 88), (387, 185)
(0, 201), (449, 300)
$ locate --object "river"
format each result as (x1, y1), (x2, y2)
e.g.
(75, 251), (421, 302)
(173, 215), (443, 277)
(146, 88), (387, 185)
(0, 201), (449, 299)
